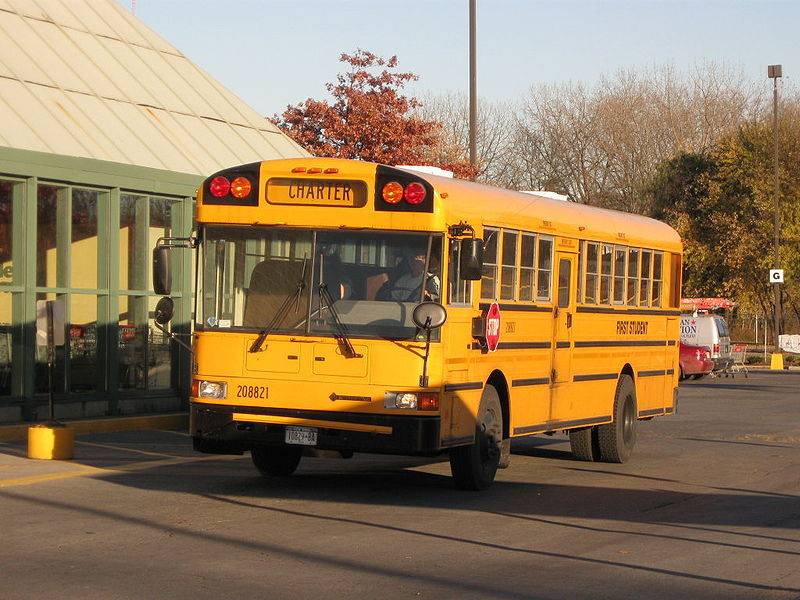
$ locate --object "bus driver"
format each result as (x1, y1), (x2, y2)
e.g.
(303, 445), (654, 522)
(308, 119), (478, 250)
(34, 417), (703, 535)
(378, 252), (440, 302)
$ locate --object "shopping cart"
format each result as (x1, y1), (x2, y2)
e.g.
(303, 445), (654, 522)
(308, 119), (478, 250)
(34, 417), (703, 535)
(730, 344), (748, 378)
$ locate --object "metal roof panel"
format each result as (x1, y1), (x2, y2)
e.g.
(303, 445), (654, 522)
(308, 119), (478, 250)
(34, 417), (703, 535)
(0, 0), (307, 175)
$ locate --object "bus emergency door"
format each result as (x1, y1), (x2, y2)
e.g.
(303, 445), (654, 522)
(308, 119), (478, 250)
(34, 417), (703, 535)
(551, 252), (576, 384)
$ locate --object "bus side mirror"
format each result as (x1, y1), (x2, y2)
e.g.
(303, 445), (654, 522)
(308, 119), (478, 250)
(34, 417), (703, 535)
(153, 246), (171, 295)
(459, 238), (484, 281)
(412, 302), (447, 331)
(154, 296), (174, 326)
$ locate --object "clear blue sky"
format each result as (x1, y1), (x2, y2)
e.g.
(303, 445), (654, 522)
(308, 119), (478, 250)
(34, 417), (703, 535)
(131, 0), (797, 117)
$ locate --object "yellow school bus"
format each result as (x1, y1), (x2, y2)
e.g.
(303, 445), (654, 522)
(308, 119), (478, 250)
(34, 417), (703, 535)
(153, 157), (682, 490)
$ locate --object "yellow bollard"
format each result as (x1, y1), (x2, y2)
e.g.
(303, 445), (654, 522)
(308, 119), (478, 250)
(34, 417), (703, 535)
(770, 353), (785, 371)
(27, 423), (74, 460)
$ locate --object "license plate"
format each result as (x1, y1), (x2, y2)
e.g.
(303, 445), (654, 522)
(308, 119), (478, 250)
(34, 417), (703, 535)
(285, 426), (318, 446)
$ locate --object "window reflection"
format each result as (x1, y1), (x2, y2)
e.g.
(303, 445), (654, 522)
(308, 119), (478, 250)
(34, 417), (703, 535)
(37, 185), (66, 288)
(69, 294), (97, 392)
(0, 181), (13, 285)
(71, 190), (99, 288)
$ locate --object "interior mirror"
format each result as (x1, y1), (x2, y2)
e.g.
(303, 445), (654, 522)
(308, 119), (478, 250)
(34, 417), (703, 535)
(153, 246), (172, 295)
(413, 302), (447, 330)
(459, 238), (484, 281)
(154, 296), (175, 326)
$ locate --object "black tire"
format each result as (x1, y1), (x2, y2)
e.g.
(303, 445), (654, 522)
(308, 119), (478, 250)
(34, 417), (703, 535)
(597, 374), (637, 463)
(679, 366), (685, 381)
(692, 373), (705, 380)
(251, 445), (303, 477)
(449, 384), (503, 490)
(569, 426), (601, 461)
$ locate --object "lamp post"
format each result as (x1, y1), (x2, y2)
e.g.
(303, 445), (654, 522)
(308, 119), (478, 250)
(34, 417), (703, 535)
(768, 64), (782, 351)
(469, 0), (477, 174)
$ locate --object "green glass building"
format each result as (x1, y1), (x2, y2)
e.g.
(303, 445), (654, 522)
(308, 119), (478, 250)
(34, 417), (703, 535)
(0, 1), (307, 423)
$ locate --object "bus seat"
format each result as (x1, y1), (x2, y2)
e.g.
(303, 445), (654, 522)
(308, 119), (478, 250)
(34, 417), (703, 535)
(243, 259), (308, 329)
(366, 273), (389, 301)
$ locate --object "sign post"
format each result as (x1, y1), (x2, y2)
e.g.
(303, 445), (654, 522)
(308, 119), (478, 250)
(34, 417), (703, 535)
(769, 270), (785, 370)
(28, 299), (73, 460)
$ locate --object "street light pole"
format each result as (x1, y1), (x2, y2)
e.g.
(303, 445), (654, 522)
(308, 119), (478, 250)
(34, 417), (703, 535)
(469, 0), (477, 174)
(768, 64), (782, 350)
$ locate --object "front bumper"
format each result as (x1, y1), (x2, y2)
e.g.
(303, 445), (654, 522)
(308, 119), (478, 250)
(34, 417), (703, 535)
(190, 402), (443, 456)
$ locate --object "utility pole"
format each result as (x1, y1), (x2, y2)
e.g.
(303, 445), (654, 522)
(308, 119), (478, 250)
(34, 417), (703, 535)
(469, 0), (477, 175)
(768, 64), (782, 350)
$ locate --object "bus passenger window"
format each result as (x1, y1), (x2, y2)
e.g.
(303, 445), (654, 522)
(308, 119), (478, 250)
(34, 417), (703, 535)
(481, 228), (499, 300)
(584, 242), (598, 304)
(627, 248), (640, 305)
(670, 253), (682, 308)
(448, 240), (472, 304)
(600, 245), (613, 304)
(652, 252), (663, 307)
(500, 230), (518, 300)
(537, 237), (553, 302)
(519, 233), (536, 301)
(640, 250), (652, 306)
(613, 246), (626, 304)
(557, 258), (571, 308)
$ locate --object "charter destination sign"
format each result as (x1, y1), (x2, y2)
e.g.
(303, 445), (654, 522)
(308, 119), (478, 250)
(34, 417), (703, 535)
(266, 178), (368, 208)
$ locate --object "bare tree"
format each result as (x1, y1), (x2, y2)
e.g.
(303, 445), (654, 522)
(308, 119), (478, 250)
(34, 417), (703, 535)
(417, 92), (515, 184)
(509, 62), (761, 212)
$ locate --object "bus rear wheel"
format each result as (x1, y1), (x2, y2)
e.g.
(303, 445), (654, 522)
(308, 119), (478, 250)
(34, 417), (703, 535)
(251, 445), (303, 477)
(569, 426), (601, 461)
(449, 384), (502, 490)
(597, 374), (637, 463)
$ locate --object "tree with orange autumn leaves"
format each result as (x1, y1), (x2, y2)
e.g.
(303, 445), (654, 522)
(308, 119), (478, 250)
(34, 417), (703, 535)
(275, 50), (477, 179)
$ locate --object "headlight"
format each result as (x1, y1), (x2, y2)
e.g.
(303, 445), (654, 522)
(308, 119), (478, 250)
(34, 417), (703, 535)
(196, 380), (227, 399)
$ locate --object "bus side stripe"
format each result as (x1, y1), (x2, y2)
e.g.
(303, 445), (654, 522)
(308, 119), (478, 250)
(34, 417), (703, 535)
(574, 340), (669, 347)
(511, 377), (550, 387)
(573, 373), (619, 382)
(497, 341), (551, 349)
(576, 306), (682, 316)
(443, 382), (484, 392)
(639, 408), (665, 417)
(514, 415), (612, 435)
(638, 369), (667, 377)
(479, 303), (552, 313)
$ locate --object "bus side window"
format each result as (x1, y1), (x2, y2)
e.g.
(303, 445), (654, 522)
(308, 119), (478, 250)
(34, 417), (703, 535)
(519, 233), (536, 301)
(557, 258), (571, 308)
(481, 228), (499, 300)
(600, 244), (613, 304)
(627, 248), (640, 306)
(500, 229), (518, 301)
(652, 252), (663, 307)
(448, 239), (472, 305)
(584, 241), (599, 304)
(537, 236), (553, 302)
(613, 246), (626, 305)
(640, 249), (652, 306)
(669, 253), (682, 308)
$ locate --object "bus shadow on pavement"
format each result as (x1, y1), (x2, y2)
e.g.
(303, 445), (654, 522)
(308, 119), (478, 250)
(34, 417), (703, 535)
(59, 448), (799, 532)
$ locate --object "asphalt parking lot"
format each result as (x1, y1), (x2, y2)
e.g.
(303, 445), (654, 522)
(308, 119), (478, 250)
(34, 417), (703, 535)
(1, 371), (798, 600)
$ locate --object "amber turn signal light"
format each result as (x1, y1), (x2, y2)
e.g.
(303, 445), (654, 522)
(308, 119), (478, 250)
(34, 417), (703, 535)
(382, 181), (404, 204)
(230, 177), (252, 199)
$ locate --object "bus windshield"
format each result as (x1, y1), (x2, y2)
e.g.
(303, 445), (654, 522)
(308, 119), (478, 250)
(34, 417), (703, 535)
(200, 226), (442, 340)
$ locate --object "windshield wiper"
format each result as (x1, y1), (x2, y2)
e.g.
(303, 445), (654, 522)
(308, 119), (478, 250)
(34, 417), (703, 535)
(317, 282), (360, 358)
(248, 258), (308, 353)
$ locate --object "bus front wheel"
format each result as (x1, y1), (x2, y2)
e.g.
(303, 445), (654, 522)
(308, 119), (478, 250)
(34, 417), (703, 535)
(597, 374), (637, 463)
(251, 445), (303, 477)
(449, 384), (503, 490)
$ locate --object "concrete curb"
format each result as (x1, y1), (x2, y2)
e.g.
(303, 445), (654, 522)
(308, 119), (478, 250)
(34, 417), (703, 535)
(0, 412), (188, 443)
